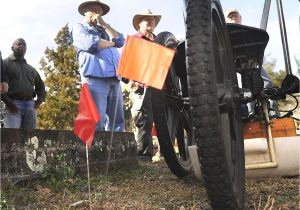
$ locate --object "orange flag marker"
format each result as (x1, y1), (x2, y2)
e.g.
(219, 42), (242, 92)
(74, 83), (101, 148)
(117, 36), (175, 90)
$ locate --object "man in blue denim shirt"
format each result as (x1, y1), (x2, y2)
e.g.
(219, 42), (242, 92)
(72, 0), (125, 131)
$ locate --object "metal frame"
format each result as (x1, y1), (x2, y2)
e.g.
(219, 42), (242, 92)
(245, 100), (278, 170)
(246, 0), (293, 170)
(260, 0), (293, 75)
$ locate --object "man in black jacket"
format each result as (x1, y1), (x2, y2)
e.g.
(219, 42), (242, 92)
(3, 38), (45, 129)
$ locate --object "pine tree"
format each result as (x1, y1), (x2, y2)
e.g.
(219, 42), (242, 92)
(37, 24), (81, 130)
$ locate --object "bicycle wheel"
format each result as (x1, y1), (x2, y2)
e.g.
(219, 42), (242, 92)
(186, 0), (245, 209)
(151, 32), (193, 177)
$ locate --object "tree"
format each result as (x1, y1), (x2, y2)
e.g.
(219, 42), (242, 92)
(263, 58), (286, 88)
(37, 24), (81, 130)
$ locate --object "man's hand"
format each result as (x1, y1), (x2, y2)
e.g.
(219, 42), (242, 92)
(6, 101), (18, 113)
(0, 82), (8, 94)
(129, 81), (143, 92)
(121, 77), (129, 84)
(34, 100), (42, 109)
(95, 15), (107, 27)
(90, 13), (99, 25)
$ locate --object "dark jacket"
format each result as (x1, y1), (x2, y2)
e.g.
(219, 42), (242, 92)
(3, 54), (45, 103)
(0, 51), (8, 83)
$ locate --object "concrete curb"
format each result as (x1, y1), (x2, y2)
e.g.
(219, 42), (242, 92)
(1, 128), (138, 183)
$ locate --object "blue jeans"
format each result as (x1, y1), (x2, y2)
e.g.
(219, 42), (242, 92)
(4, 100), (36, 129)
(85, 77), (125, 132)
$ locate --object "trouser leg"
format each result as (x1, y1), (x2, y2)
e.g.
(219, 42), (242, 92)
(132, 91), (153, 156)
(3, 100), (23, 128)
(106, 80), (125, 132)
(87, 78), (109, 131)
(22, 100), (36, 129)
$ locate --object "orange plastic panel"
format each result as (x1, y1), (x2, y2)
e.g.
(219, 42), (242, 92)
(117, 36), (175, 90)
(243, 118), (297, 139)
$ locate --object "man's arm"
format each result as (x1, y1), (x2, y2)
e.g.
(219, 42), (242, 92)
(95, 15), (125, 48)
(1, 57), (8, 83)
(103, 24), (120, 39)
(96, 16), (124, 48)
(1, 53), (9, 94)
(1, 94), (18, 113)
(98, 39), (115, 49)
(34, 70), (46, 108)
(97, 16), (120, 38)
(98, 34), (125, 49)
(72, 23), (100, 53)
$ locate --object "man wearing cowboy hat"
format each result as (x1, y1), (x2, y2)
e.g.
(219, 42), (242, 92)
(72, 0), (125, 131)
(129, 9), (162, 161)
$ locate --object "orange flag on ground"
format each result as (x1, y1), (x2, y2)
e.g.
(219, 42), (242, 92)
(74, 83), (101, 148)
(117, 36), (175, 90)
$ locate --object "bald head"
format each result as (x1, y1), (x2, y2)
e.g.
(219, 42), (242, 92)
(12, 38), (27, 58)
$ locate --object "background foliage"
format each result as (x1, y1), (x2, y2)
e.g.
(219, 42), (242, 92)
(37, 25), (81, 130)
(263, 58), (286, 88)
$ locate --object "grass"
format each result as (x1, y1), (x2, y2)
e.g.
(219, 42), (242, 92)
(1, 161), (299, 209)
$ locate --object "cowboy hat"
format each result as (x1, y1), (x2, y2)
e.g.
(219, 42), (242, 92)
(132, 9), (161, 31)
(78, 0), (110, 16)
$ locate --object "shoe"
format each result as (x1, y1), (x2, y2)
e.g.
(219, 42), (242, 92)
(152, 152), (163, 163)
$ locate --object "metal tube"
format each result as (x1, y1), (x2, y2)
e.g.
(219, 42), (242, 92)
(260, 0), (272, 30)
(262, 100), (277, 164)
(245, 100), (278, 170)
(276, 0), (293, 75)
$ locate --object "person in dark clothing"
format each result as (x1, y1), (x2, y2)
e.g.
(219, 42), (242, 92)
(225, 8), (279, 118)
(129, 9), (162, 161)
(3, 38), (46, 129)
(0, 50), (9, 94)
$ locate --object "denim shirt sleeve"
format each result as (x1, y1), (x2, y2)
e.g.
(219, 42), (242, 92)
(72, 23), (100, 53)
(115, 33), (125, 48)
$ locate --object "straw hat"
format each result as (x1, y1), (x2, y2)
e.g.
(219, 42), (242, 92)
(78, 0), (110, 16)
(132, 9), (161, 31)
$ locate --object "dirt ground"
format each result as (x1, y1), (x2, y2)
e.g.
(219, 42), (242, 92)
(1, 160), (299, 210)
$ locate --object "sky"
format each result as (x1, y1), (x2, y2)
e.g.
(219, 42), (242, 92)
(0, 0), (299, 78)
